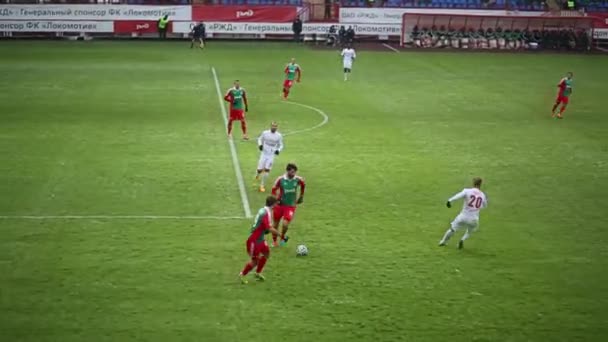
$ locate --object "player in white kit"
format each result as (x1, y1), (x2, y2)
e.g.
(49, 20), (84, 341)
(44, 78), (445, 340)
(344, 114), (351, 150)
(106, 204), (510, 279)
(255, 122), (284, 193)
(341, 45), (356, 81)
(439, 177), (488, 249)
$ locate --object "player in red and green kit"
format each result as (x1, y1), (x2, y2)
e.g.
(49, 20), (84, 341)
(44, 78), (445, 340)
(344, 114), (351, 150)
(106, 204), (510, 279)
(271, 163), (305, 247)
(552, 72), (573, 119)
(282, 58), (301, 100)
(239, 196), (281, 284)
(224, 80), (249, 139)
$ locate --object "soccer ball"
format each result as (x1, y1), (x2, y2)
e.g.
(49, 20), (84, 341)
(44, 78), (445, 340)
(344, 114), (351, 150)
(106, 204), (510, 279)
(296, 244), (308, 256)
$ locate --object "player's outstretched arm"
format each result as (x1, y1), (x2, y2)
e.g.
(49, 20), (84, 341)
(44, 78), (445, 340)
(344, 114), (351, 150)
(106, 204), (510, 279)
(296, 68), (301, 82)
(447, 190), (466, 207)
(257, 133), (264, 150)
(223, 91), (232, 102)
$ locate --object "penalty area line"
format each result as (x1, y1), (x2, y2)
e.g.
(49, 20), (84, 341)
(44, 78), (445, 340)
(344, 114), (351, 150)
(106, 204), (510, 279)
(0, 215), (245, 220)
(211, 67), (253, 219)
(382, 43), (400, 53)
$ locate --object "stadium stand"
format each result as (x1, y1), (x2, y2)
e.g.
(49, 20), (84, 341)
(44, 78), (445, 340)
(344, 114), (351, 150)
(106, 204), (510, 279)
(4, 0), (603, 11)
(340, 0), (608, 11)
(0, 0), (304, 4)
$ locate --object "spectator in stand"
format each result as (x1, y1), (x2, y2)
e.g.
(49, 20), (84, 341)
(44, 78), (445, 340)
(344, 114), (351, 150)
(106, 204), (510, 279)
(292, 15), (303, 43)
(325, 0), (332, 20)
(328, 25), (338, 46)
(157, 15), (169, 40)
(338, 26), (346, 46)
(346, 26), (355, 44)
(576, 29), (590, 51)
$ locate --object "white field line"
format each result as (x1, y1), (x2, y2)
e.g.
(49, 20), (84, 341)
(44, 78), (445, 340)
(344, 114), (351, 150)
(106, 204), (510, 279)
(282, 101), (330, 137)
(382, 43), (400, 53)
(211, 67), (253, 219)
(0, 215), (244, 220)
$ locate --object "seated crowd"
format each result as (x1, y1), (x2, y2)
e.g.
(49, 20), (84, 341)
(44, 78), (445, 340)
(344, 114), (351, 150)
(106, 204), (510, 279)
(411, 25), (591, 50)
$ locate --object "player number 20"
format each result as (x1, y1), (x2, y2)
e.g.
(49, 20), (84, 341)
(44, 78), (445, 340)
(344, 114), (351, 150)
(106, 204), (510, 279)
(467, 195), (483, 209)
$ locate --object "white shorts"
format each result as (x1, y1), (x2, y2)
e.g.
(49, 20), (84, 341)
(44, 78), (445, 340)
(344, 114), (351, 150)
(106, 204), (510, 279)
(343, 61), (352, 70)
(257, 153), (275, 171)
(450, 214), (479, 232)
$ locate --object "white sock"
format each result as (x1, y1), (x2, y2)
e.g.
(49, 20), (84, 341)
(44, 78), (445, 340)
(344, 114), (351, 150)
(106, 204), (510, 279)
(440, 228), (454, 243)
(344, 73), (348, 81)
(461, 229), (472, 242)
(261, 172), (268, 186)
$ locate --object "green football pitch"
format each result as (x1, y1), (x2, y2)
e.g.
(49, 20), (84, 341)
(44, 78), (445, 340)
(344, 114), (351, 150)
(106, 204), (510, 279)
(1, 41), (607, 342)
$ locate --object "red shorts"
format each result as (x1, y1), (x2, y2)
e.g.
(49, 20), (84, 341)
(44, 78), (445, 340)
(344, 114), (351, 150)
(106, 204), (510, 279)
(246, 239), (269, 260)
(273, 205), (296, 223)
(283, 80), (294, 89)
(229, 109), (245, 121)
(556, 95), (569, 105)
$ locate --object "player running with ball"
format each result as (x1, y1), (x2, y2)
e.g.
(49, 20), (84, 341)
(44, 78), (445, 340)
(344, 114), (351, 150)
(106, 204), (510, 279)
(239, 196), (282, 284)
(341, 44), (356, 81)
(255, 122), (284, 193)
(271, 163), (305, 247)
(439, 177), (488, 249)
(552, 72), (574, 119)
(224, 80), (249, 140)
(282, 58), (301, 100)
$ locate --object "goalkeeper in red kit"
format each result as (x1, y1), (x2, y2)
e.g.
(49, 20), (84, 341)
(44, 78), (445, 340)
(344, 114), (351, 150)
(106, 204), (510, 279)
(239, 196), (281, 284)
(271, 163), (305, 247)
(282, 58), (301, 100)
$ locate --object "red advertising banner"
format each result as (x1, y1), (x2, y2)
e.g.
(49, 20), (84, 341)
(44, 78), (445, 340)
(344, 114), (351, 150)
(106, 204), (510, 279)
(589, 12), (608, 28)
(114, 20), (164, 34)
(192, 6), (297, 23)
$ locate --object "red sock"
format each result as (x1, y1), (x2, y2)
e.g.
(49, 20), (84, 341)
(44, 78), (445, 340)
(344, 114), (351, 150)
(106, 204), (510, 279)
(552, 103), (559, 112)
(283, 88), (289, 98)
(227, 120), (234, 134)
(256, 256), (267, 273)
(241, 120), (247, 135)
(241, 261), (255, 276)
(272, 233), (278, 243)
(280, 232), (285, 240)
(559, 106), (566, 114)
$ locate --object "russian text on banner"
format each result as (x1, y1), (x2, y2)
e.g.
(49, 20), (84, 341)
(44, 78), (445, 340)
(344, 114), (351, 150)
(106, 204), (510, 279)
(0, 5), (191, 21)
(191, 5), (297, 23)
(0, 20), (113, 32)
